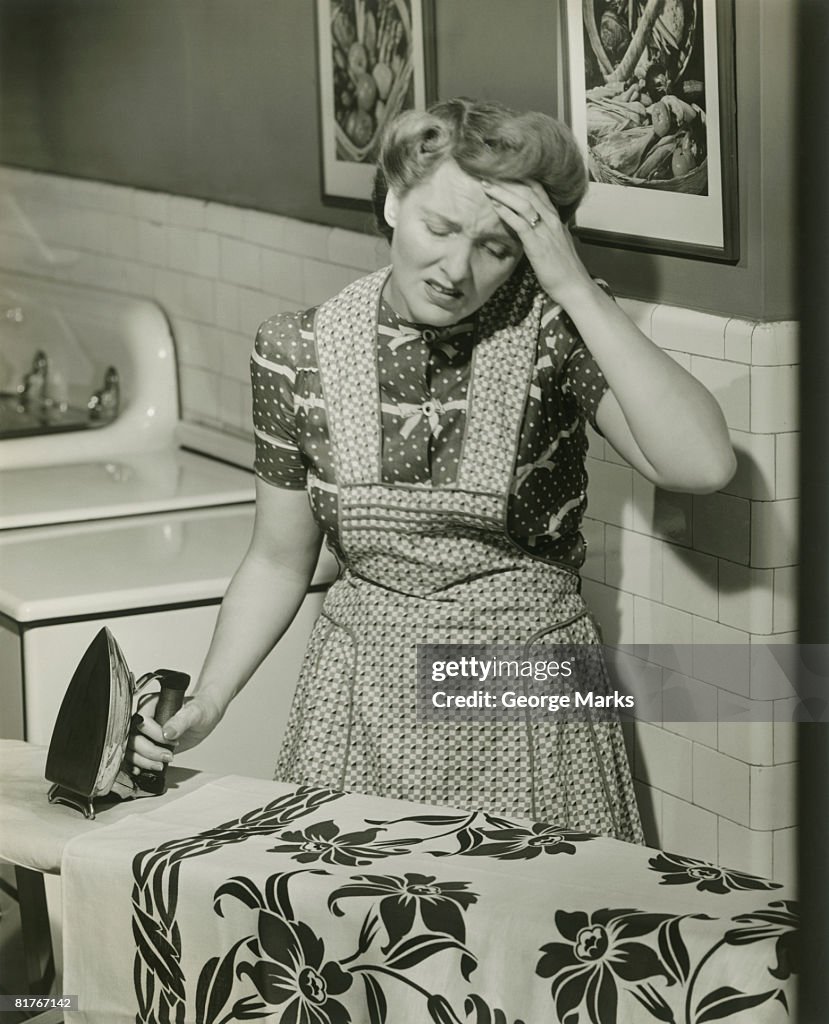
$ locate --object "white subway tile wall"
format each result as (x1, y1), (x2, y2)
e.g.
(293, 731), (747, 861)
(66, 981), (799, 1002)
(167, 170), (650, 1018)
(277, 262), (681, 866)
(650, 303), (726, 359)
(750, 498), (799, 569)
(692, 492), (751, 563)
(723, 317), (754, 364)
(772, 566), (798, 634)
(749, 762), (797, 831)
(662, 349), (692, 372)
(585, 458), (634, 528)
(605, 525), (663, 601)
(661, 543), (719, 618)
(0, 167), (801, 881)
(662, 671), (718, 749)
(661, 794), (718, 863)
(775, 432), (798, 500)
(0, 169), (392, 438)
(606, 648), (664, 721)
(634, 596), (694, 645)
(772, 699), (798, 766)
(580, 580), (635, 646)
(689, 356), (751, 432)
(691, 616), (749, 646)
(718, 562), (774, 634)
(718, 818), (774, 878)
(691, 625), (751, 697)
(301, 257), (362, 307)
(724, 428), (777, 501)
(717, 698), (775, 767)
(631, 475), (692, 545)
(692, 745), (751, 827)
(751, 364), (799, 434)
(243, 208), (288, 250)
(751, 320), (798, 367)
(633, 781), (662, 848)
(748, 637), (799, 700)
(635, 721), (693, 801)
(167, 194), (207, 229)
(772, 827), (797, 886)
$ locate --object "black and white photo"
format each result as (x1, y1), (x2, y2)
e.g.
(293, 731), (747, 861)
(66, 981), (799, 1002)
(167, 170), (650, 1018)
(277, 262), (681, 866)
(316, 0), (436, 204)
(563, 0), (738, 259)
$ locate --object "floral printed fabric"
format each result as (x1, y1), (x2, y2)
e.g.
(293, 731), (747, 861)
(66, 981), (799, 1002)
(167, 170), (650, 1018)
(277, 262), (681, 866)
(61, 777), (797, 1024)
(250, 269), (610, 571)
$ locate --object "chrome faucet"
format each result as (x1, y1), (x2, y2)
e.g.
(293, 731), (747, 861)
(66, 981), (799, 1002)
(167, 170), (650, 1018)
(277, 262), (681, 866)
(88, 366), (120, 421)
(17, 350), (49, 410)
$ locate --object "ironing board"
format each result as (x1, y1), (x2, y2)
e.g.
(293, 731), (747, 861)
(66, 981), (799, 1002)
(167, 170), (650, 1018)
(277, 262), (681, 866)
(0, 739), (215, 1018)
(0, 741), (798, 1023)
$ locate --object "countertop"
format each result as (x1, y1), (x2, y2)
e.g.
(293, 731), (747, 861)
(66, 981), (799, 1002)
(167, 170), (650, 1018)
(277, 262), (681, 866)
(0, 448), (255, 529)
(0, 504), (339, 623)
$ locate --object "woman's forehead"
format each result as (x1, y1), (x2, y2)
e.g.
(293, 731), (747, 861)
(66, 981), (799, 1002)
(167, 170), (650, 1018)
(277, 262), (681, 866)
(412, 159), (485, 203)
(406, 160), (514, 237)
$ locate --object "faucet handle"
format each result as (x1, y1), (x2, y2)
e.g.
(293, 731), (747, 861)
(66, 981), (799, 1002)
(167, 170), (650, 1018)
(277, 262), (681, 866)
(88, 365), (120, 422)
(17, 349), (49, 409)
(30, 350), (48, 372)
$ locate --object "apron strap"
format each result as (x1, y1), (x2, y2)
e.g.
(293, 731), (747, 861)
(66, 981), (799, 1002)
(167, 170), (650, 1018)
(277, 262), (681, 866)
(314, 263), (545, 505)
(315, 267), (391, 487)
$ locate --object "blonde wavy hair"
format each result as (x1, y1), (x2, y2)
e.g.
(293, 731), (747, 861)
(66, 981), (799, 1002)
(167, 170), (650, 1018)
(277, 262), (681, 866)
(372, 97), (587, 241)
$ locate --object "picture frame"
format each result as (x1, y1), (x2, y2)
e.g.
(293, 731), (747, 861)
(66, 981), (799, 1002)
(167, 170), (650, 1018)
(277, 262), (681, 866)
(561, 0), (739, 262)
(316, 0), (437, 208)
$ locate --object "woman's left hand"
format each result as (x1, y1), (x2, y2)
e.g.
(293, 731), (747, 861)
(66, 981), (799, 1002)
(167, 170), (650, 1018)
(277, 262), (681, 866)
(482, 180), (593, 307)
(484, 182), (735, 494)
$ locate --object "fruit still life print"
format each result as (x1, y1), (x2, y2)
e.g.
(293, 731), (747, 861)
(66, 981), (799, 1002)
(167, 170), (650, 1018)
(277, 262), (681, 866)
(330, 0), (416, 163)
(582, 0), (709, 194)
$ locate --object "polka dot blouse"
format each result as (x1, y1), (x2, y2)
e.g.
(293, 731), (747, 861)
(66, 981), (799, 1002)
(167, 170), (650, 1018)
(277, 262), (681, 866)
(251, 287), (611, 571)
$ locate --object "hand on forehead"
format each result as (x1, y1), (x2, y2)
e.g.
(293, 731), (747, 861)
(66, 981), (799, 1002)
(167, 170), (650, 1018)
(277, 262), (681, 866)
(391, 159), (521, 244)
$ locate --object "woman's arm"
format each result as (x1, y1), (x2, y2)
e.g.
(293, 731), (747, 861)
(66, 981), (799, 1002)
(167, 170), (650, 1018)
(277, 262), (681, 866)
(563, 280), (736, 493)
(126, 479), (323, 771)
(483, 180), (736, 494)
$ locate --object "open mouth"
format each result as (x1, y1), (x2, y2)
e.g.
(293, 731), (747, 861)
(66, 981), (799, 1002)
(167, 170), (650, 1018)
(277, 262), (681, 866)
(425, 280), (464, 304)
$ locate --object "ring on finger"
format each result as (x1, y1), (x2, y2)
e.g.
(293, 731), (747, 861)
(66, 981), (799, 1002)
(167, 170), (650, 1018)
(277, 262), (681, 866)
(528, 211), (541, 229)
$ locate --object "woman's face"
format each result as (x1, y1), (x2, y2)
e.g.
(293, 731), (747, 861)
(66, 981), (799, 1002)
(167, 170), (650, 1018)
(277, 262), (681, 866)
(383, 158), (523, 326)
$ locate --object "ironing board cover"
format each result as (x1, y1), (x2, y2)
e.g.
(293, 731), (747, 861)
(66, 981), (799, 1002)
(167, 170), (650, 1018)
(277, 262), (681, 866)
(61, 775), (798, 1024)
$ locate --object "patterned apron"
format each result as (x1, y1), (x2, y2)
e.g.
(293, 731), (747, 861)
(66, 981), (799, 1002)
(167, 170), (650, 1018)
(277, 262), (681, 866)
(275, 269), (643, 843)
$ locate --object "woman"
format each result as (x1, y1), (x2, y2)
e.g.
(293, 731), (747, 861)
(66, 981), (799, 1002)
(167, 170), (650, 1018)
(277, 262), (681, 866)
(127, 99), (735, 842)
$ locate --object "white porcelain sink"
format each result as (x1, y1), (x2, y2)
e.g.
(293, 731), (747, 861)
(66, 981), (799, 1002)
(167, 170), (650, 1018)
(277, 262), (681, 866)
(0, 271), (178, 470)
(0, 270), (258, 530)
(0, 269), (336, 807)
(0, 449), (255, 529)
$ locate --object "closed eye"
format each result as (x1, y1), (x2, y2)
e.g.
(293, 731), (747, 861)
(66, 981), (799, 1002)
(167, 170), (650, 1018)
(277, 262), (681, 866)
(424, 218), (514, 258)
(482, 243), (513, 260)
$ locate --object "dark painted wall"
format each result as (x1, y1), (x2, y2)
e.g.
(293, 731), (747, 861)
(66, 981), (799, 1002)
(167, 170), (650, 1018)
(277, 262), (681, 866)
(0, 0), (796, 319)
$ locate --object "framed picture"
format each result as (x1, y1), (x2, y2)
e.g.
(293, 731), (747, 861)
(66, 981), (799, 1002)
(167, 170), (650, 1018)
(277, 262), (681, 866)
(316, 0), (437, 207)
(562, 0), (739, 262)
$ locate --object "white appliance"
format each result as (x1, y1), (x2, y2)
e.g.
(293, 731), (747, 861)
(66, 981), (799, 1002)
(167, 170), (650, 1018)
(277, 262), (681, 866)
(0, 271), (337, 780)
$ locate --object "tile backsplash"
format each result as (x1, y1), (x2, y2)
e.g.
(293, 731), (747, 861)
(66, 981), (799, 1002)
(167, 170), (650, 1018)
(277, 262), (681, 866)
(0, 166), (799, 885)
(584, 293), (799, 886)
(0, 166), (387, 436)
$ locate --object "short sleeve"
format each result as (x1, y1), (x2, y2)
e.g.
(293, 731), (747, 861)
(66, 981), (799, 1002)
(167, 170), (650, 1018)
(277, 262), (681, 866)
(539, 281), (612, 430)
(250, 313), (307, 488)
